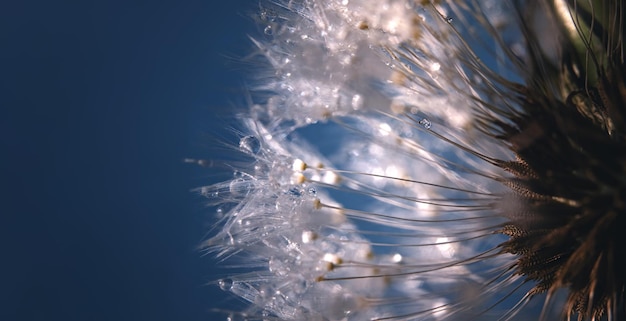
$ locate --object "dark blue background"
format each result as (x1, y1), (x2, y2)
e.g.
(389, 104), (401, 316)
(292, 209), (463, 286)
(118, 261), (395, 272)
(2, 1), (256, 320)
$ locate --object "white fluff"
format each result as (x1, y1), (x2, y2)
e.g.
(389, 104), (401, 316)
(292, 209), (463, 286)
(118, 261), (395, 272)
(203, 0), (546, 320)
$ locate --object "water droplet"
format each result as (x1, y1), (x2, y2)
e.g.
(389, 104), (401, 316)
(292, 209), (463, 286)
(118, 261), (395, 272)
(229, 178), (251, 196)
(239, 135), (260, 154)
(260, 9), (277, 22)
(218, 278), (233, 291)
(419, 118), (432, 129)
(226, 313), (245, 321)
(446, 16), (453, 23)
(264, 25), (273, 35)
(307, 187), (317, 195)
(268, 258), (288, 276)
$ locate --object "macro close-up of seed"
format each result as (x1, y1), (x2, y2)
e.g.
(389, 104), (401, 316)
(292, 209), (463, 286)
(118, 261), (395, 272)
(203, 0), (625, 320)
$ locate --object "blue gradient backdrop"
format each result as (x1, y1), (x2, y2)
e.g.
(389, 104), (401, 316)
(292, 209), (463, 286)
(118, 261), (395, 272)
(2, 1), (255, 320)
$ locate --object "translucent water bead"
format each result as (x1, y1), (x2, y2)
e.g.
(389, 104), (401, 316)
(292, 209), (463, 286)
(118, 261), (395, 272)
(239, 135), (261, 154)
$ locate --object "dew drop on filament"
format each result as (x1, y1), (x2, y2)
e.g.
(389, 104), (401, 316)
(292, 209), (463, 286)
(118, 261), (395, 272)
(239, 135), (260, 154)
(218, 278), (233, 291)
(419, 118), (432, 129)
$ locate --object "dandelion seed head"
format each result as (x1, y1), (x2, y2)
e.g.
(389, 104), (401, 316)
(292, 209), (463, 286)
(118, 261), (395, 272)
(204, 0), (626, 319)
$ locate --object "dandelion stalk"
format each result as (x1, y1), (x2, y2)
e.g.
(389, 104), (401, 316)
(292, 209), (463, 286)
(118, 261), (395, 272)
(201, 0), (625, 320)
